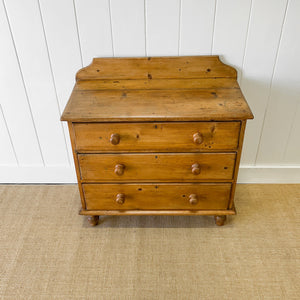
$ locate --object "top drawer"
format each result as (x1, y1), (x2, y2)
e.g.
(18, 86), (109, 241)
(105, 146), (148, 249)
(73, 122), (240, 152)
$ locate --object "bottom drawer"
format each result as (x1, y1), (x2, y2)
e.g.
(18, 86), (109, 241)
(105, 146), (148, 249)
(83, 183), (231, 210)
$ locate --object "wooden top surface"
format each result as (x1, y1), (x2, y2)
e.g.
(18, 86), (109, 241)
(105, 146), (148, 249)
(61, 56), (253, 122)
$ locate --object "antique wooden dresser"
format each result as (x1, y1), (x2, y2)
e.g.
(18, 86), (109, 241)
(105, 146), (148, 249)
(61, 56), (253, 226)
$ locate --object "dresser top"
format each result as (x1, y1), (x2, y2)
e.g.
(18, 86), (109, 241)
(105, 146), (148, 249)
(61, 56), (253, 122)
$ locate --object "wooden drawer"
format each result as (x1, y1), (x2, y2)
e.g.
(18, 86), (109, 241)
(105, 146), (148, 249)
(83, 183), (231, 210)
(78, 153), (236, 182)
(73, 122), (240, 152)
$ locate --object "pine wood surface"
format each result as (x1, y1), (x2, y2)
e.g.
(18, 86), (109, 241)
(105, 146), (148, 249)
(75, 56), (237, 80)
(79, 209), (236, 216)
(82, 183), (231, 210)
(67, 122), (86, 209)
(61, 56), (254, 225)
(61, 88), (253, 122)
(73, 122), (240, 152)
(74, 78), (240, 90)
(229, 120), (247, 208)
(78, 153), (236, 182)
(61, 56), (253, 122)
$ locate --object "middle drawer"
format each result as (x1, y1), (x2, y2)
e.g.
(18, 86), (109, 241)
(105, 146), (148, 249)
(78, 153), (236, 182)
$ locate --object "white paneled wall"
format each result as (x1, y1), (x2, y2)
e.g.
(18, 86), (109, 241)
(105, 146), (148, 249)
(0, 0), (299, 183)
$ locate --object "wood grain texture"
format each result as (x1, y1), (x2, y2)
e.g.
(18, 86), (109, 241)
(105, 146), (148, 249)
(82, 183), (232, 210)
(73, 122), (241, 152)
(61, 88), (252, 122)
(68, 122), (86, 209)
(61, 56), (253, 224)
(74, 78), (240, 90)
(79, 208), (236, 216)
(78, 153), (236, 182)
(229, 120), (247, 209)
(75, 56), (237, 80)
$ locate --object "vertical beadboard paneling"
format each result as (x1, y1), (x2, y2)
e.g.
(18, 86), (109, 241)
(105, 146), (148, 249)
(0, 0), (43, 165)
(240, 0), (288, 165)
(179, 0), (215, 55)
(0, 0), (300, 182)
(257, 0), (300, 165)
(0, 106), (17, 165)
(75, 0), (113, 65)
(212, 0), (252, 78)
(110, 0), (145, 56)
(39, 0), (83, 164)
(4, 0), (69, 166)
(39, 0), (82, 112)
(284, 104), (300, 164)
(146, 0), (181, 56)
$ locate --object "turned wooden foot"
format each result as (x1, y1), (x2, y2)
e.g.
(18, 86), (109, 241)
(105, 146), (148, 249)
(87, 215), (99, 226)
(214, 215), (226, 226)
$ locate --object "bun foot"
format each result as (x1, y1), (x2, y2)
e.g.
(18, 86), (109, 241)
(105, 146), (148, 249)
(87, 215), (99, 226)
(214, 215), (226, 226)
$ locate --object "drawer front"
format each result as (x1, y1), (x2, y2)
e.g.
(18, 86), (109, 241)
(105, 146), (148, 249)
(78, 153), (236, 182)
(73, 122), (240, 152)
(83, 183), (231, 210)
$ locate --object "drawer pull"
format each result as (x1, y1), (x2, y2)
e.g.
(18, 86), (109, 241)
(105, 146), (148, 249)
(191, 163), (201, 175)
(193, 132), (203, 144)
(116, 193), (125, 204)
(189, 194), (198, 205)
(114, 164), (125, 176)
(110, 133), (120, 145)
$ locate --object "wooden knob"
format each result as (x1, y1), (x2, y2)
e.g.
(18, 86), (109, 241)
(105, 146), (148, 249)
(114, 164), (125, 176)
(191, 163), (201, 175)
(189, 194), (198, 205)
(193, 132), (203, 144)
(116, 193), (125, 204)
(110, 133), (120, 145)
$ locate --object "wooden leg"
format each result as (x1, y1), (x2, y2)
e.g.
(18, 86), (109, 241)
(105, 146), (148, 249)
(214, 215), (226, 226)
(87, 215), (99, 226)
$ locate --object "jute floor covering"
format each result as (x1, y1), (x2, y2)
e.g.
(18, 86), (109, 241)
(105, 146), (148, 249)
(0, 184), (299, 299)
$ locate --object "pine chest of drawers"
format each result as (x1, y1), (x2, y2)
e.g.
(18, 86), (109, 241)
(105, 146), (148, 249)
(61, 56), (253, 226)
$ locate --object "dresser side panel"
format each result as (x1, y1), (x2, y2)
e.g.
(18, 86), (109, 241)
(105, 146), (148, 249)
(229, 120), (246, 209)
(68, 122), (86, 209)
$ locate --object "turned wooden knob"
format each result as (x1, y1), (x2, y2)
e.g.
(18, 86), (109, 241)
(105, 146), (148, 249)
(193, 132), (203, 144)
(110, 133), (120, 145)
(116, 193), (125, 204)
(114, 164), (125, 176)
(191, 163), (201, 175)
(189, 194), (198, 205)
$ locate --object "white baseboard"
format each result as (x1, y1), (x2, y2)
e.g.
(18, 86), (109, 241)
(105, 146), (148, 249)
(0, 165), (77, 183)
(0, 165), (300, 184)
(238, 165), (300, 183)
